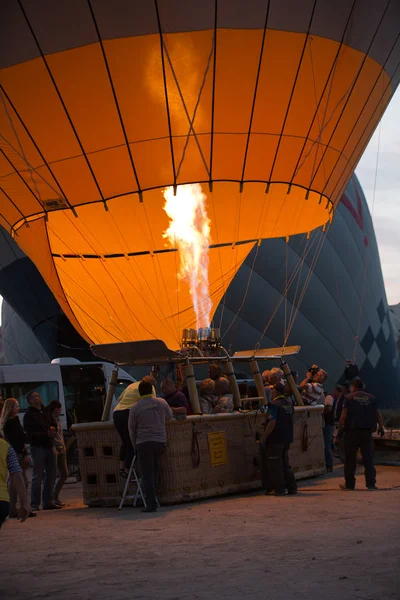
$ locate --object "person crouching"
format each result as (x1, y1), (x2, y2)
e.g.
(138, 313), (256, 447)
(128, 380), (173, 512)
(260, 383), (297, 496)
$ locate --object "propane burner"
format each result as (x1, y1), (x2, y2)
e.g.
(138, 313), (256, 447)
(180, 328), (222, 357)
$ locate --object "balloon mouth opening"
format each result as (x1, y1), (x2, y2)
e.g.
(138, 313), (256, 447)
(11, 180), (333, 242)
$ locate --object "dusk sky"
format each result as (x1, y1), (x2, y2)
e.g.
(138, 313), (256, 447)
(356, 88), (400, 307)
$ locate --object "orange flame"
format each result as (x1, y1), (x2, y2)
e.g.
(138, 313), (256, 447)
(163, 184), (212, 328)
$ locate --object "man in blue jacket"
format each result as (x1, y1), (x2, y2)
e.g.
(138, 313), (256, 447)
(260, 383), (297, 496)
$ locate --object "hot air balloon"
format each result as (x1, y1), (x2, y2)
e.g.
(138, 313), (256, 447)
(1, 0), (400, 351)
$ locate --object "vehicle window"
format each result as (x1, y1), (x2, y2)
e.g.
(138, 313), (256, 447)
(115, 380), (133, 401)
(0, 381), (59, 412)
(61, 365), (106, 425)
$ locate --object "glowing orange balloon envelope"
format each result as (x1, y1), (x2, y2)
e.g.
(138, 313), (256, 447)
(0, 1), (399, 348)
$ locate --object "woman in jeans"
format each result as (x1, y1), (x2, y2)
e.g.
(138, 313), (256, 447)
(0, 398), (36, 518)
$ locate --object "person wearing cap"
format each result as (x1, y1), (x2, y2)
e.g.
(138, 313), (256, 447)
(260, 383), (297, 496)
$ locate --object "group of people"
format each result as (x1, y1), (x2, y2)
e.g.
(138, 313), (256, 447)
(113, 365), (238, 512)
(292, 364), (384, 490)
(119, 362), (386, 507)
(0, 392), (69, 528)
(0, 360), (386, 523)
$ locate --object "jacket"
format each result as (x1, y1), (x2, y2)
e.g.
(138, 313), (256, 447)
(23, 406), (56, 448)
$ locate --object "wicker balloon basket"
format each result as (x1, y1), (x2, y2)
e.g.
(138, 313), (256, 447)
(72, 406), (325, 507)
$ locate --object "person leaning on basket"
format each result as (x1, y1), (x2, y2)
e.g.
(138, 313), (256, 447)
(260, 383), (297, 497)
(128, 380), (173, 513)
(113, 375), (156, 480)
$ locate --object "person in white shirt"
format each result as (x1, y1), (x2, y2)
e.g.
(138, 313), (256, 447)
(299, 366), (327, 405)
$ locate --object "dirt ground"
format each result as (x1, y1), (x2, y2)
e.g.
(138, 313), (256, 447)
(1, 465), (400, 600)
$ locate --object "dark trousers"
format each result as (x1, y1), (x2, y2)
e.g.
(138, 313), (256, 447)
(136, 441), (166, 508)
(113, 409), (135, 469)
(30, 446), (57, 509)
(344, 429), (376, 489)
(261, 443), (297, 494)
(0, 501), (9, 528)
(323, 424), (334, 469)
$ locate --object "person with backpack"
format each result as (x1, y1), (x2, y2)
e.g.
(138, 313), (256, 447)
(260, 383), (297, 496)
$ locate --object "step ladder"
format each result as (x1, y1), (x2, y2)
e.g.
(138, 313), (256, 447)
(118, 455), (160, 511)
(118, 455), (146, 510)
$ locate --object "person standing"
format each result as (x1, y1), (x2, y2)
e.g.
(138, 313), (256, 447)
(161, 379), (190, 416)
(23, 392), (59, 511)
(262, 368), (284, 404)
(47, 401), (68, 507)
(113, 375), (156, 479)
(260, 383), (297, 496)
(336, 378), (384, 491)
(128, 380), (173, 512)
(299, 366), (327, 405)
(198, 379), (216, 414)
(323, 393), (335, 472)
(213, 377), (234, 413)
(0, 398), (35, 518)
(333, 384), (347, 463)
(0, 434), (29, 528)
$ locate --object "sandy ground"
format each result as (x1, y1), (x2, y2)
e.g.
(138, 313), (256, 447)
(1, 465), (400, 600)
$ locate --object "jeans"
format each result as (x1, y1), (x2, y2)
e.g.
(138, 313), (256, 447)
(9, 464), (30, 515)
(54, 452), (69, 501)
(136, 441), (166, 508)
(113, 409), (135, 469)
(30, 446), (57, 508)
(344, 429), (376, 489)
(323, 424), (334, 469)
(261, 442), (297, 494)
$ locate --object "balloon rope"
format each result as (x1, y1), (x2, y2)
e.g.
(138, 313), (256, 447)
(331, 243), (347, 358)
(161, 37), (214, 180)
(284, 225), (330, 344)
(353, 118), (382, 363)
(254, 227), (321, 351)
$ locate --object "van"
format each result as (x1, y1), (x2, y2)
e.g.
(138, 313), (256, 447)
(0, 358), (135, 429)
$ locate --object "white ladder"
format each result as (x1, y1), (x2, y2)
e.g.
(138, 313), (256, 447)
(118, 455), (146, 511)
(118, 455), (161, 511)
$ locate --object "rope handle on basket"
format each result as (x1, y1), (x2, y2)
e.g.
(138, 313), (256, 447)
(302, 421), (309, 452)
(191, 423), (200, 468)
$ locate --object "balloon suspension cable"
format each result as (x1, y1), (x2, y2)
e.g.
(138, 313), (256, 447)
(353, 119), (382, 364)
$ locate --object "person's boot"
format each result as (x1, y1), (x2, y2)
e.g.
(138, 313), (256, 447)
(339, 484), (354, 491)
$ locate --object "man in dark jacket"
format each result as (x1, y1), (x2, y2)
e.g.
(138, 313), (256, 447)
(336, 378), (384, 491)
(260, 383), (297, 496)
(23, 392), (59, 510)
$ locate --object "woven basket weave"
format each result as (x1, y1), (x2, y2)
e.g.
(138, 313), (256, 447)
(73, 407), (325, 506)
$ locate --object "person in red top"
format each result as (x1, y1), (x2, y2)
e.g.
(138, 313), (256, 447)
(161, 379), (192, 416)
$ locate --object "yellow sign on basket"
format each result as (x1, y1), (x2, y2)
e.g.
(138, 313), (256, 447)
(208, 431), (228, 467)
